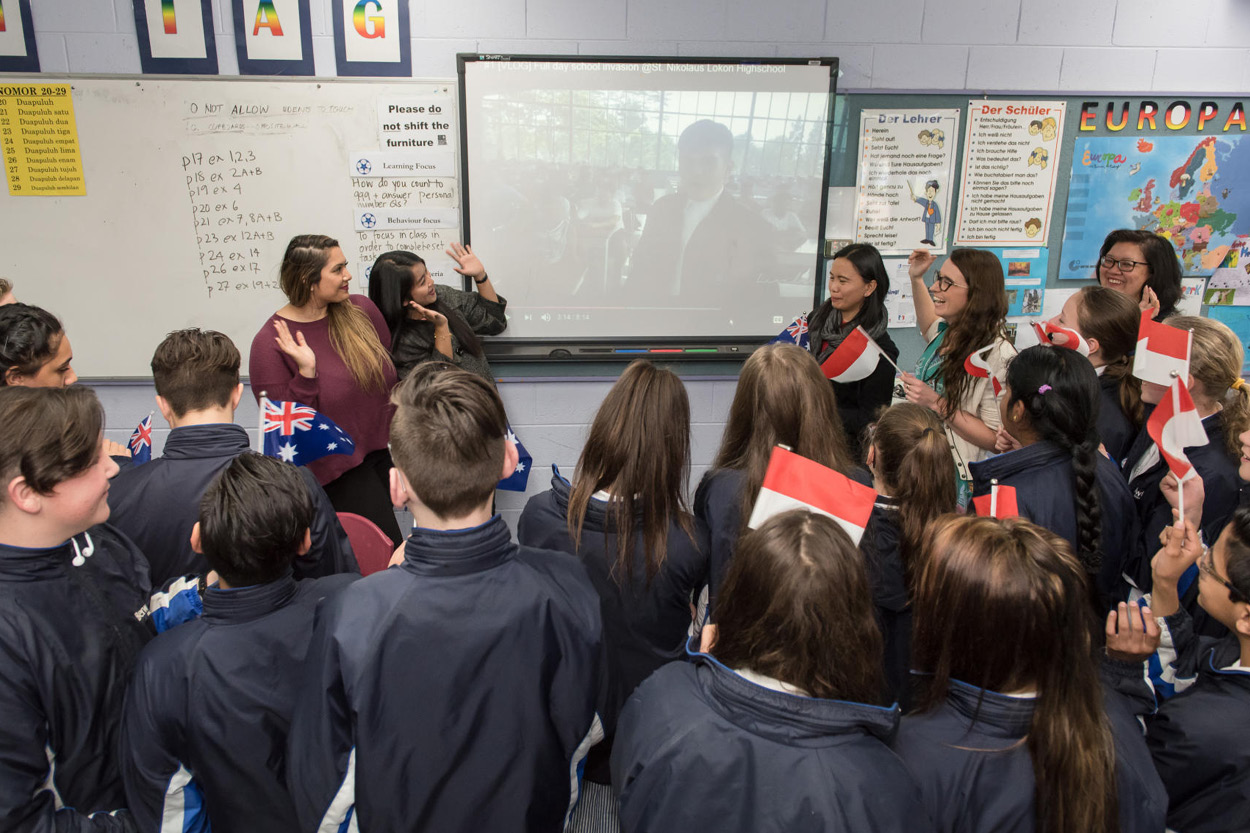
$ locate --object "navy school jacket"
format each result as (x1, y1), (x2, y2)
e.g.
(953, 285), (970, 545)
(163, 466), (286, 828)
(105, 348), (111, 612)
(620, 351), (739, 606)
(517, 470), (709, 782)
(970, 440), (1140, 603)
(0, 526), (155, 832)
(1146, 607), (1250, 831)
(107, 424), (358, 586)
(120, 571), (357, 833)
(1098, 372), (1138, 466)
(286, 515), (605, 833)
(611, 650), (934, 833)
(894, 674), (1168, 833)
(858, 496), (913, 706)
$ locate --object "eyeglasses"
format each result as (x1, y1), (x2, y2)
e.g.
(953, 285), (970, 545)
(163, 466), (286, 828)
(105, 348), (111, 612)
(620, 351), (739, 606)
(1100, 255), (1149, 272)
(1198, 547), (1249, 603)
(932, 274), (968, 292)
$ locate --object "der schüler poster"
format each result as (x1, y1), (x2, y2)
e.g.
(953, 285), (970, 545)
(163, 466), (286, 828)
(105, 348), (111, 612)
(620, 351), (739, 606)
(954, 100), (1066, 247)
(854, 109), (960, 255)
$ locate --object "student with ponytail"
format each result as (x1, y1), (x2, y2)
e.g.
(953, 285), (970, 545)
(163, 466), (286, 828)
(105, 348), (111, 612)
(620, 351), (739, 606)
(971, 345), (1138, 601)
(1045, 285), (1143, 462)
(250, 234), (401, 543)
(862, 402), (956, 701)
(896, 515), (1167, 833)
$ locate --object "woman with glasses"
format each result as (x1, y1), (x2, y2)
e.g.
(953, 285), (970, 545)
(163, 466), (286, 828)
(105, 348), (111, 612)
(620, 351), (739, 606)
(900, 248), (1015, 506)
(1095, 229), (1182, 320)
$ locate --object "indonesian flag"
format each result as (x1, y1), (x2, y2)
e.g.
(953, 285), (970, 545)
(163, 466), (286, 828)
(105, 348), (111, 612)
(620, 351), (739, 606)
(964, 343), (1004, 397)
(1133, 309), (1191, 386)
(1147, 377), (1208, 482)
(972, 480), (1020, 519)
(1034, 320), (1090, 356)
(747, 446), (877, 545)
(820, 326), (886, 383)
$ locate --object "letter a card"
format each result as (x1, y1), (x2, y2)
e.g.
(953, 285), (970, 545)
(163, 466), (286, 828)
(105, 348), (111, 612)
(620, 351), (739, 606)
(134, 0), (218, 74)
(332, 0), (410, 76)
(232, 0), (314, 75)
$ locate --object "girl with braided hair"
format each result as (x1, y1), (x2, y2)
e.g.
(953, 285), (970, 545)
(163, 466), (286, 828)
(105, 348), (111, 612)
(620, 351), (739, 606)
(969, 345), (1138, 605)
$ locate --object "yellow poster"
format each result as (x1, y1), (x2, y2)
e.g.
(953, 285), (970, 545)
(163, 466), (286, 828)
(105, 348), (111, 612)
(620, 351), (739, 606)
(0, 83), (87, 196)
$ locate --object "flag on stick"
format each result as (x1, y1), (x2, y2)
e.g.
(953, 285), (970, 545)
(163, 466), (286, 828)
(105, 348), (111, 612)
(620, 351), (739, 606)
(972, 479), (1021, 519)
(1133, 310), (1191, 386)
(747, 446), (878, 544)
(820, 326), (898, 383)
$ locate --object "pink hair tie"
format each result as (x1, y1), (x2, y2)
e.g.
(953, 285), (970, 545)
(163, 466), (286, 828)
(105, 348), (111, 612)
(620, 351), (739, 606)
(1038, 384), (1052, 394)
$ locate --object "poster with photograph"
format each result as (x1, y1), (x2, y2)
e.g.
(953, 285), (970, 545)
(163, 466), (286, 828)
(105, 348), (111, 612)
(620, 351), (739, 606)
(854, 109), (960, 256)
(990, 246), (1049, 316)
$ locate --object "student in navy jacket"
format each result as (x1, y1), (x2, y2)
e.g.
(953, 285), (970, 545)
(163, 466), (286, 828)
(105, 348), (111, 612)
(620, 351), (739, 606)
(860, 403), (957, 704)
(1136, 509), (1250, 830)
(517, 361), (708, 795)
(971, 346), (1139, 603)
(0, 387), (171, 832)
(288, 363), (605, 833)
(120, 454), (357, 833)
(695, 343), (858, 614)
(895, 515), (1167, 833)
(1123, 317), (1247, 613)
(612, 510), (931, 833)
(108, 329), (356, 586)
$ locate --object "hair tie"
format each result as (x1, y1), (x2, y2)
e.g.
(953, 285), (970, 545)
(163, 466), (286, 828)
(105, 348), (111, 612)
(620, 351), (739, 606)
(1234, 378), (1247, 392)
(1037, 384), (1052, 395)
(921, 427), (935, 437)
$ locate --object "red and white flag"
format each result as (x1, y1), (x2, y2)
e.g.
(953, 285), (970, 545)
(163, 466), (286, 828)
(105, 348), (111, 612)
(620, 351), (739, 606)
(1133, 309), (1191, 386)
(971, 480), (1021, 519)
(963, 343), (1004, 397)
(1033, 320), (1090, 356)
(821, 326), (887, 383)
(1147, 377), (1208, 482)
(747, 446), (878, 544)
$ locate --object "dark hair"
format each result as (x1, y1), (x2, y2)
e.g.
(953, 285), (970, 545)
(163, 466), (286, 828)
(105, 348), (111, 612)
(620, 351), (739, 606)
(936, 249), (1009, 420)
(869, 403), (956, 584)
(1005, 346), (1104, 577)
(279, 234), (394, 393)
(913, 515), (1119, 833)
(677, 119), (733, 158)
(151, 329), (241, 416)
(1075, 286), (1144, 426)
(809, 242), (890, 337)
(567, 361), (694, 584)
(367, 250), (483, 359)
(713, 344), (854, 530)
(925, 179), (939, 191)
(389, 362), (506, 517)
(1096, 229), (1182, 319)
(198, 454), (313, 586)
(0, 386), (103, 498)
(713, 510), (884, 703)
(0, 303), (64, 385)
(1219, 508), (1250, 605)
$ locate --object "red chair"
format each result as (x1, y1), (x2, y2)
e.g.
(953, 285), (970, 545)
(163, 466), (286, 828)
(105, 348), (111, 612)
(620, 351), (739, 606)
(337, 512), (398, 577)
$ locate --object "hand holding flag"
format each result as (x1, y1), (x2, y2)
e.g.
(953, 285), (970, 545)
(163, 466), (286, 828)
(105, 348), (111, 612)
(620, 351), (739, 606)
(963, 343), (1004, 397)
(747, 446), (877, 544)
(128, 413), (154, 465)
(820, 326), (900, 383)
(259, 396), (354, 466)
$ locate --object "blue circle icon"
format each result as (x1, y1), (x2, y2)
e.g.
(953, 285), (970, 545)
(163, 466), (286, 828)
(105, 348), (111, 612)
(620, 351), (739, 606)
(355, 159), (372, 175)
(360, 213), (377, 229)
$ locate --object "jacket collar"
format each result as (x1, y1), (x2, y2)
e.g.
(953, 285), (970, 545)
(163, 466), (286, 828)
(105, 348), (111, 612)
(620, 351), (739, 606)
(0, 538), (75, 581)
(402, 514), (515, 577)
(685, 643), (900, 745)
(944, 678), (1035, 738)
(548, 465), (625, 532)
(202, 570), (298, 623)
(970, 440), (1068, 484)
(161, 423), (251, 460)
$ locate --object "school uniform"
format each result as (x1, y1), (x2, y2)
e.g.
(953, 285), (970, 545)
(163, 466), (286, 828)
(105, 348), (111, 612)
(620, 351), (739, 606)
(286, 515), (605, 833)
(389, 285), (507, 383)
(1097, 372), (1137, 465)
(517, 470), (709, 783)
(858, 496), (912, 705)
(970, 440), (1141, 602)
(894, 675), (1168, 833)
(0, 526), (155, 832)
(1146, 606), (1250, 831)
(121, 571), (357, 833)
(807, 303), (899, 458)
(611, 651), (931, 833)
(108, 424), (358, 587)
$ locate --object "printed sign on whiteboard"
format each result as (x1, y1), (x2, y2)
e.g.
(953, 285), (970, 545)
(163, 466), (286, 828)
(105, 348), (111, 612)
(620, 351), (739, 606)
(332, 0), (410, 76)
(134, 0), (218, 74)
(232, 0), (315, 74)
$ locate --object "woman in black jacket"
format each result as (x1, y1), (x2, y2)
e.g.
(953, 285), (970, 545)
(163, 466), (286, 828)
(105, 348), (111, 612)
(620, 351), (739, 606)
(807, 243), (898, 458)
(367, 243), (507, 383)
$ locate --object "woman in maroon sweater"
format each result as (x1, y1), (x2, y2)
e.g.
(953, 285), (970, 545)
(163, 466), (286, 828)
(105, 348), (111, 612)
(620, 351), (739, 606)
(250, 234), (401, 543)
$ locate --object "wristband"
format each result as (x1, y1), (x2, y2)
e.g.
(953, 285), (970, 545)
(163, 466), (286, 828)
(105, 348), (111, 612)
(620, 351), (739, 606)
(474, 273), (489, 285)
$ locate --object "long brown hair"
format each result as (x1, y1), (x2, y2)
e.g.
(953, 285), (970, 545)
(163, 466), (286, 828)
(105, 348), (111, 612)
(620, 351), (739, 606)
(1075, 285), (1144, 426)
(713, 343), (854, 527)
(935, 248), (1009, 420)
(713, 509), (884, 702)
(279, 234), (394, 393)
(869, 403), (956, 583)
(913, 515), (1119, 833)
(567, 360), (694, 584)
(1171, 315), (1250, 458)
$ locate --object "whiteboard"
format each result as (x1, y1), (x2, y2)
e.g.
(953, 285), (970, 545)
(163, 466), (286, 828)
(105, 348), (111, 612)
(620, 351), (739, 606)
(0, 76), (461, 377)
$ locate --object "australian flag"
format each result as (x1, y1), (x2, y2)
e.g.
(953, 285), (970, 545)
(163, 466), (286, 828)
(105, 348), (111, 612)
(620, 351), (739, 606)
(127, 413), (153, 465)
(770, 313), (810, 349)
(261, 397), (354, 466)
(497, 424), (533, 492)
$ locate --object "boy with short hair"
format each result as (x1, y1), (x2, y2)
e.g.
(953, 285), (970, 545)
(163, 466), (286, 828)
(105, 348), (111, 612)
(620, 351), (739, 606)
(288, 363), (605, 831)
(121, 454), (357, 832)
(0, 386), (156, 831)
(108, 328), (356, 586)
